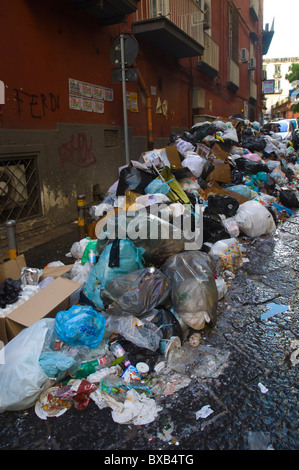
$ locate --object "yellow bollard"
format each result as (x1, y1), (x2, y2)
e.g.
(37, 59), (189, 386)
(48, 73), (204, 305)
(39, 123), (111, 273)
(77, 194), (86, 239)
(6, 220), (18, 259)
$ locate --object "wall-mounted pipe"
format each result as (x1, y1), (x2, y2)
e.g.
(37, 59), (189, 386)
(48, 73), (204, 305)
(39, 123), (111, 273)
(134, 61), (154, 150)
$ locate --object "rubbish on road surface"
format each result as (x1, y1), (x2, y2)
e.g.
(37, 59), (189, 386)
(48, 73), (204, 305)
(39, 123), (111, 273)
(0, 116), (298, 426)
(196, 405), (214, 419)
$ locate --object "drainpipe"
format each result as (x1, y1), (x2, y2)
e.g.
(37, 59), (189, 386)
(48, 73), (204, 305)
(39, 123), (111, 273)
(134, 62), (154, 150)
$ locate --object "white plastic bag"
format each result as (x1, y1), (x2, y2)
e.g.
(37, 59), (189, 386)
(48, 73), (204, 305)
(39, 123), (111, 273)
(182, 153), (205, 177)
(209, 238), (243, 271)
(0, 319), (55, 412)
(234, 200), (276, 238)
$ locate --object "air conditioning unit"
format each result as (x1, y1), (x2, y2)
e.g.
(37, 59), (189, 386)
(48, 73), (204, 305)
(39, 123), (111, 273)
(240, 48), (249, 62)
(248, 57), (256, 70)
(262, 69), (267, 80)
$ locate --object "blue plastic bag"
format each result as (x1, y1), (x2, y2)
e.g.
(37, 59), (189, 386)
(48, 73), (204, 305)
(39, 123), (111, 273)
(55, 305), (106, 349)
(83, 238), (145, 309)
(39, 351), (77, 378)
(145, 178), (174, 195)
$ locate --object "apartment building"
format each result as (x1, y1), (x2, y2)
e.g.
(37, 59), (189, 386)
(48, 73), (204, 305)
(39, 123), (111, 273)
(0, 0), (269, 236)
(263, 57), (299, 121)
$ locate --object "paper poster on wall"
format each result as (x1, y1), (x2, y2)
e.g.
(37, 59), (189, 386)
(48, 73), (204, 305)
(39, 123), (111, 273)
(93, 100), (104, 113)
(80, 82), (93, 98)
(128, 92), (138, 112)
(69, 79), (81, 96)
(68, 78), (113, 113)
(104, 88), (114, 102)
(93, 86), (104, 101)
(82, 98), (93, 112)
(69, 95), (82, 110)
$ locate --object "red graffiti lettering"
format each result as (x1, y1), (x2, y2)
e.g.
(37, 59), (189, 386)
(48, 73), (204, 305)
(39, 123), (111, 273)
(59, 133), (97, 171)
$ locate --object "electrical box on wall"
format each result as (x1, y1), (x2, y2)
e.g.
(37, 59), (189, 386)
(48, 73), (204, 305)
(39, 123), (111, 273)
(192, 88), (205, 109)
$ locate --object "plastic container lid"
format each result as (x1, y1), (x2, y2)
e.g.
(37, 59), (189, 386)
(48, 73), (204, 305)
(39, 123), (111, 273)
(136, 362), (149, 374)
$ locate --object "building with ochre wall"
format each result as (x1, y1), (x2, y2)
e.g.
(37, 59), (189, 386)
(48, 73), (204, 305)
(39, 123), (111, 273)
(0, 0), (268, 241)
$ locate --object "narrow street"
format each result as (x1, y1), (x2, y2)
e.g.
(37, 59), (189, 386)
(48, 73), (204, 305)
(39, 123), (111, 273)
(0, 210), (298, 452)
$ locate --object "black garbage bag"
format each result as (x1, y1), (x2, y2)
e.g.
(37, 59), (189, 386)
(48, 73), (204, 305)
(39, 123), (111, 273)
(179, 131), (197, 146)
(203, 213), (230, 244)
(207, 194), (239, 217)
(201, 160), (215, 179)
(242, 135), (266, 152)
(231, 168), (243, 185)
(0, 278), (22, 309)
(261, 175), (276, 192)
(190, 123), (216, 142)
(234, 157), (270, 175)
(279, 189), (299, 208)
(116, 167), (155, 196)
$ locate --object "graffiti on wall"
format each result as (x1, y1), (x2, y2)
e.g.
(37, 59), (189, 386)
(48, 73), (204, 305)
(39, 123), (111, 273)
(13, 88), (59, 118)
(59, 133), (97, 172)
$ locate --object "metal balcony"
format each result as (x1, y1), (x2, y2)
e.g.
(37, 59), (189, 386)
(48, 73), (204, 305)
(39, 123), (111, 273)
(197, 32), (219, 78)
(70, 0), (140, 25)
(132, 0), (205, 58)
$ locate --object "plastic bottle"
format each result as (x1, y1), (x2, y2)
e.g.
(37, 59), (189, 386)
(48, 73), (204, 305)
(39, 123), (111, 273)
(109, 341), (126, 363)
(72, 352), (115, 379)
(88, 249), (97, 265)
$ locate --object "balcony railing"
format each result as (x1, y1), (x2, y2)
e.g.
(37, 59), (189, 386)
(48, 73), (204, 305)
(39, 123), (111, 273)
(227, 58), (240, 91)
(197, 32), (219, 77)
(132, 0), (205, 56)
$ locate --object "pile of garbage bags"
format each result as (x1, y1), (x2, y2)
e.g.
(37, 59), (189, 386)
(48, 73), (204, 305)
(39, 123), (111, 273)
(1, 117), (298, 424)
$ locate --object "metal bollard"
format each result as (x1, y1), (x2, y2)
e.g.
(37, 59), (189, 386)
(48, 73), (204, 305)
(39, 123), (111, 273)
(6, 220), (18, 259)
(77, 194), (86, 239)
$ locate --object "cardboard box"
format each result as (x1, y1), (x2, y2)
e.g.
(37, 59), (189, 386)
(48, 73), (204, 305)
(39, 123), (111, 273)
(204, 181), (249, 205)
(0, 255), (26, 284)
(206, 161), (232, 184)
(0, 277), (82, 344)
(141, 146), (183, 169)
(39, 264), (74, 281)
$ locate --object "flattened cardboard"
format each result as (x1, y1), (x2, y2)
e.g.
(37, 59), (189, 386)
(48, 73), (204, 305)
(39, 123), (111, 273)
(204, 182), (249, 205)
(2, 277), (82, 343)
(206, 161), (232, 184)
(165, 146), (183, 168)
(210, 143), (230, 161)
(0, 255), (26, 284)
(39, 264), (74, 281)
(141, 146), (183, 169)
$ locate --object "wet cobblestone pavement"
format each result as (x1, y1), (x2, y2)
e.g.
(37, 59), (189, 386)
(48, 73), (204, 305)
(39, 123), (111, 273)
(0, 212), (298, 452)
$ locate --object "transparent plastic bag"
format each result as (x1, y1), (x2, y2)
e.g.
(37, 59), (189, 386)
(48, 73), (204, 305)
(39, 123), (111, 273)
(161, 251), (218, 330)
(102, 267), (171, 316)
(105, 314), (163, 351)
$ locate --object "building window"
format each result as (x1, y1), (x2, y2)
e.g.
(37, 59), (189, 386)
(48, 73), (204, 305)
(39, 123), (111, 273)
(0, 155), (41, 225)
(228, 3), (239, 63)
(275, 80), (281, 93)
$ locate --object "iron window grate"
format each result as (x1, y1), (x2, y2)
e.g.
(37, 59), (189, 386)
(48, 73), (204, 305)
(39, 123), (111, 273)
(0, 155), (41, 225)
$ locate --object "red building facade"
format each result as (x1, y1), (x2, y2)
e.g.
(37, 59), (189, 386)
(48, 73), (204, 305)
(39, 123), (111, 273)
(0, 0), (265, 235)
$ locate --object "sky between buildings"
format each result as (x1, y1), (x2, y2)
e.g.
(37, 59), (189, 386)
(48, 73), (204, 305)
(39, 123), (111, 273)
(263, 0), (298, 59)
